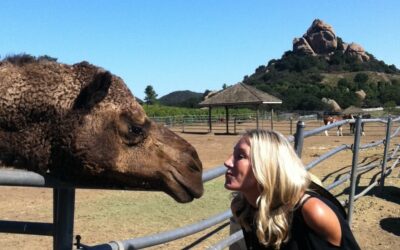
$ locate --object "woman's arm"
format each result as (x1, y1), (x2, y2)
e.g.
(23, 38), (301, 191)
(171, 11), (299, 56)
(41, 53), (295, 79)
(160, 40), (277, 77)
(301, 197), (342, 246)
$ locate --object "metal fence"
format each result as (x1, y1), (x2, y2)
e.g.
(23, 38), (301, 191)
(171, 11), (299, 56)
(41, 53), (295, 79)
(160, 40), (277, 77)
(154, 112), (392, 137)
(0, 116), (399, 250)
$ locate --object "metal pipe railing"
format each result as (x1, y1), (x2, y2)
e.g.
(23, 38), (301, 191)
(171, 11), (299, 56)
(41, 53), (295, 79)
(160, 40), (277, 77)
(306, 144), (350, 170)
(0, 221), (53, 236)
(88, 210), (233, 250)
(207, 229), (244, 250)
(202, 165), (226, 182)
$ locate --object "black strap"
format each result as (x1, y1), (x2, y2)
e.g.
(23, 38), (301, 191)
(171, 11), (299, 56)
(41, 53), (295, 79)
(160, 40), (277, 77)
(298, 194), (314, 207)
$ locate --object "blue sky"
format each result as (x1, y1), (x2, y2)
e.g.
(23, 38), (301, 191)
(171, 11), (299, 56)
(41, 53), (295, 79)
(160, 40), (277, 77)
(1, 0), (399, 100)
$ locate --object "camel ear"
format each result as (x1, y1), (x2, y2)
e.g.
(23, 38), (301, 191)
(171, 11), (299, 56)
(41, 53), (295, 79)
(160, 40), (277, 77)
(73, 71), (112, 111)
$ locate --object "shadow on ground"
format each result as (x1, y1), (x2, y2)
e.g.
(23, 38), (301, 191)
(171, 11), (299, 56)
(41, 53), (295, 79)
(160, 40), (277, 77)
(380, 217), (400, 236)
(339, 185), (400, 205)
(338, 185), (400, 236)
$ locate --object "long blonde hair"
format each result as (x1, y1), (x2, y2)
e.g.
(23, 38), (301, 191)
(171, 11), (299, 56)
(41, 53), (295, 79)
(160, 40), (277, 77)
(232, 130), (310, 249)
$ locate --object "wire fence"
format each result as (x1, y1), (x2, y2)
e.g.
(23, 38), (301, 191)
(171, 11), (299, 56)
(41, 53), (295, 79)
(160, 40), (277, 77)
(152, 112), (392, 137)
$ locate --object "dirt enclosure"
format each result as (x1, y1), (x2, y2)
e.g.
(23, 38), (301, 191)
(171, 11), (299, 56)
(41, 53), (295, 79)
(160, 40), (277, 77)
(0, 122), (399, 249)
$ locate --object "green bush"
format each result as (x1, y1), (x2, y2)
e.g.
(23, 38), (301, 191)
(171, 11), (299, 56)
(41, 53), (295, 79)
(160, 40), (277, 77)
(143, 104), (253, 118)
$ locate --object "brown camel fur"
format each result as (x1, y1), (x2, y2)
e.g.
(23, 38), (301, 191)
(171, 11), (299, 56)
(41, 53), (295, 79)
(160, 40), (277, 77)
(0, 55), (203, 203)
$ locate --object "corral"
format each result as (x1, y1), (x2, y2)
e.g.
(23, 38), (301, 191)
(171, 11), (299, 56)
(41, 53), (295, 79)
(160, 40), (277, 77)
(1, 116), (399, 250)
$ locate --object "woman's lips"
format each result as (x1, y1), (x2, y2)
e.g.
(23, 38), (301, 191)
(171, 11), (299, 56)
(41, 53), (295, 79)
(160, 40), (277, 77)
(225, 171), (234, 181)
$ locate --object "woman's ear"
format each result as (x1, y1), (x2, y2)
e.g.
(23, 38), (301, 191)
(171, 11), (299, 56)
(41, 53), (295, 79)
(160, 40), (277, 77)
(73, 71), (112, 111)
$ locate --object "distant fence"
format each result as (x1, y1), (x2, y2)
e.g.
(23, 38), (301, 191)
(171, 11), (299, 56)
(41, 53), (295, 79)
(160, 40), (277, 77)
(152, 112), (391, 136)
(0, 116), (399, 249)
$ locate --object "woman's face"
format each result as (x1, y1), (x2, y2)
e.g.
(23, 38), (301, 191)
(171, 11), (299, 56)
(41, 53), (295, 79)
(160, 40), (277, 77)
(224, 137), (258, 193)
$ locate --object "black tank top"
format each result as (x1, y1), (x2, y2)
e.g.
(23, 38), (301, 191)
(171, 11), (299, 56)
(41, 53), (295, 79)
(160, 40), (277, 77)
(241, 191), (360, 250)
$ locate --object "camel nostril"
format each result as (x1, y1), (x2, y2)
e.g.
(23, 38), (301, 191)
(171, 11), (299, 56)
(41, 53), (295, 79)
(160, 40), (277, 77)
(185, 147), (202, 172)
(187, 157), (202, 173)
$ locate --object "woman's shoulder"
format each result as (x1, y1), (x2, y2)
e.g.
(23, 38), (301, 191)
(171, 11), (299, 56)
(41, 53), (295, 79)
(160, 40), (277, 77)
(301, 196), (342, 247)
(301, 196), (337, 223)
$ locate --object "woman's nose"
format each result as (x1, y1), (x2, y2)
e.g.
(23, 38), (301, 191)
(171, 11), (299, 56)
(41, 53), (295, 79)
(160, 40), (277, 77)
(224, 155), (233, 168)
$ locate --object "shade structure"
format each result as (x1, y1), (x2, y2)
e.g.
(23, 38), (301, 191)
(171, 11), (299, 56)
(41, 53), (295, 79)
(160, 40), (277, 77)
(199, 83), (282, 134)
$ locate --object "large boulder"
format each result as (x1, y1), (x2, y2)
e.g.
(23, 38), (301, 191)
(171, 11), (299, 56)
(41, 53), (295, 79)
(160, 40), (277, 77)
(355, 89), (367, 101)
(305, 19), (338, 54)
(292, 19), (370, 63)
(322, 97), (342, 112)
(345, 43), (370, 62)
(293, 19), (337, 55)
(293, 37), (316, 55)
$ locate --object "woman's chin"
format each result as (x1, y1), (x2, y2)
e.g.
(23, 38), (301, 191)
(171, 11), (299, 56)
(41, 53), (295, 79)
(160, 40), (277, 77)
(224, 182), (238, 191)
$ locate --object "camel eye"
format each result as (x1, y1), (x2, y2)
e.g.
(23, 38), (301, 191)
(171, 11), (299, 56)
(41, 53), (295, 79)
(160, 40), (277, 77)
(121, 124), (146, 146)
(118, 112), (149, 146)
(128, 125), (143, 135)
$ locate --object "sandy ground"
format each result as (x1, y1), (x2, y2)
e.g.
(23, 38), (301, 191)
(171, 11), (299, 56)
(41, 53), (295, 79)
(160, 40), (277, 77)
(0, 123), (399, 249)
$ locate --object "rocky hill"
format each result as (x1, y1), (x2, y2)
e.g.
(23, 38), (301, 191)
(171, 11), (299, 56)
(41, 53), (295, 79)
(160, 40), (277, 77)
(158, 90), (203, 108)
(243, 19), (400, 111)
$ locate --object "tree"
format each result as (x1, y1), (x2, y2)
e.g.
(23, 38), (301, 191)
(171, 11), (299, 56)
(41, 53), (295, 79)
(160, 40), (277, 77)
(354, 73), (368, 84)
(38, 55), (58, 62)
(337, 78), (352, 90)
(144, 85), (158, 105)
(383, 101), (396, 113)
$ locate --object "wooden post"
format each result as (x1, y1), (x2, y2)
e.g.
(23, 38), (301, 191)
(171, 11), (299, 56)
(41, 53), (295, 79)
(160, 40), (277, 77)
(256, 106), (259, 130)
(234, 117), (237, 134)
(225, 106), (229, 134)
(270, 108), (274, 130)
(208, 106), (212, 132)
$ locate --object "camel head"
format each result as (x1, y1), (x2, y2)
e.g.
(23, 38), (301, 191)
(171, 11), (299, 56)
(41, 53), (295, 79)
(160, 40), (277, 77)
(0, 58), (203, 203)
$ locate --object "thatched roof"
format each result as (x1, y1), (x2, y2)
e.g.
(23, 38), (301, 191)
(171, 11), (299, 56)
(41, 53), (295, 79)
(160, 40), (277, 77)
(199, 83), (282, 107)
(342, 105), (364, 115)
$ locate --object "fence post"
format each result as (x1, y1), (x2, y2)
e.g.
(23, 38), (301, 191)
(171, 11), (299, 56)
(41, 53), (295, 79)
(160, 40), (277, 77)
(348, 116), (362, 224)
(380, 116), (392, 192)
(289, 117), (293, 135)
(229, 217), (246, 250)
(270, 109), (274, 130)
(181, 117), (185, 133)
(53, 187), (76, 250)
(234, 117), (237, 134)
(208, 107), (212, 133)
(294, 121), (305, 157)
(225, 106), (229, 134)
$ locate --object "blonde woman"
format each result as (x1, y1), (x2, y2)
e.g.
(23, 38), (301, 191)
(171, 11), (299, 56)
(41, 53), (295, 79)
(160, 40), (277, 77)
(224, 130), (360, 249)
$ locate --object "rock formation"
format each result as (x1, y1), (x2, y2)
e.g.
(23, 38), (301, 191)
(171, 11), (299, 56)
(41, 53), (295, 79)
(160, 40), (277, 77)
(345, 43), (370, 62)
(293, 19), (370, 62)
(355, 89), (367, 101)
(322, 97), (342, 112)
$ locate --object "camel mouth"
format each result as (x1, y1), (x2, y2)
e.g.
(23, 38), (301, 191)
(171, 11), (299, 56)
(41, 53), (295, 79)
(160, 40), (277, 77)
(164, 169), (203, 203)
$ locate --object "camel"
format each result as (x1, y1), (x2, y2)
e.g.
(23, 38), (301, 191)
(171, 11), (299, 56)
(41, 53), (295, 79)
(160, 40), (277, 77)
(0, 55), (203, 203)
